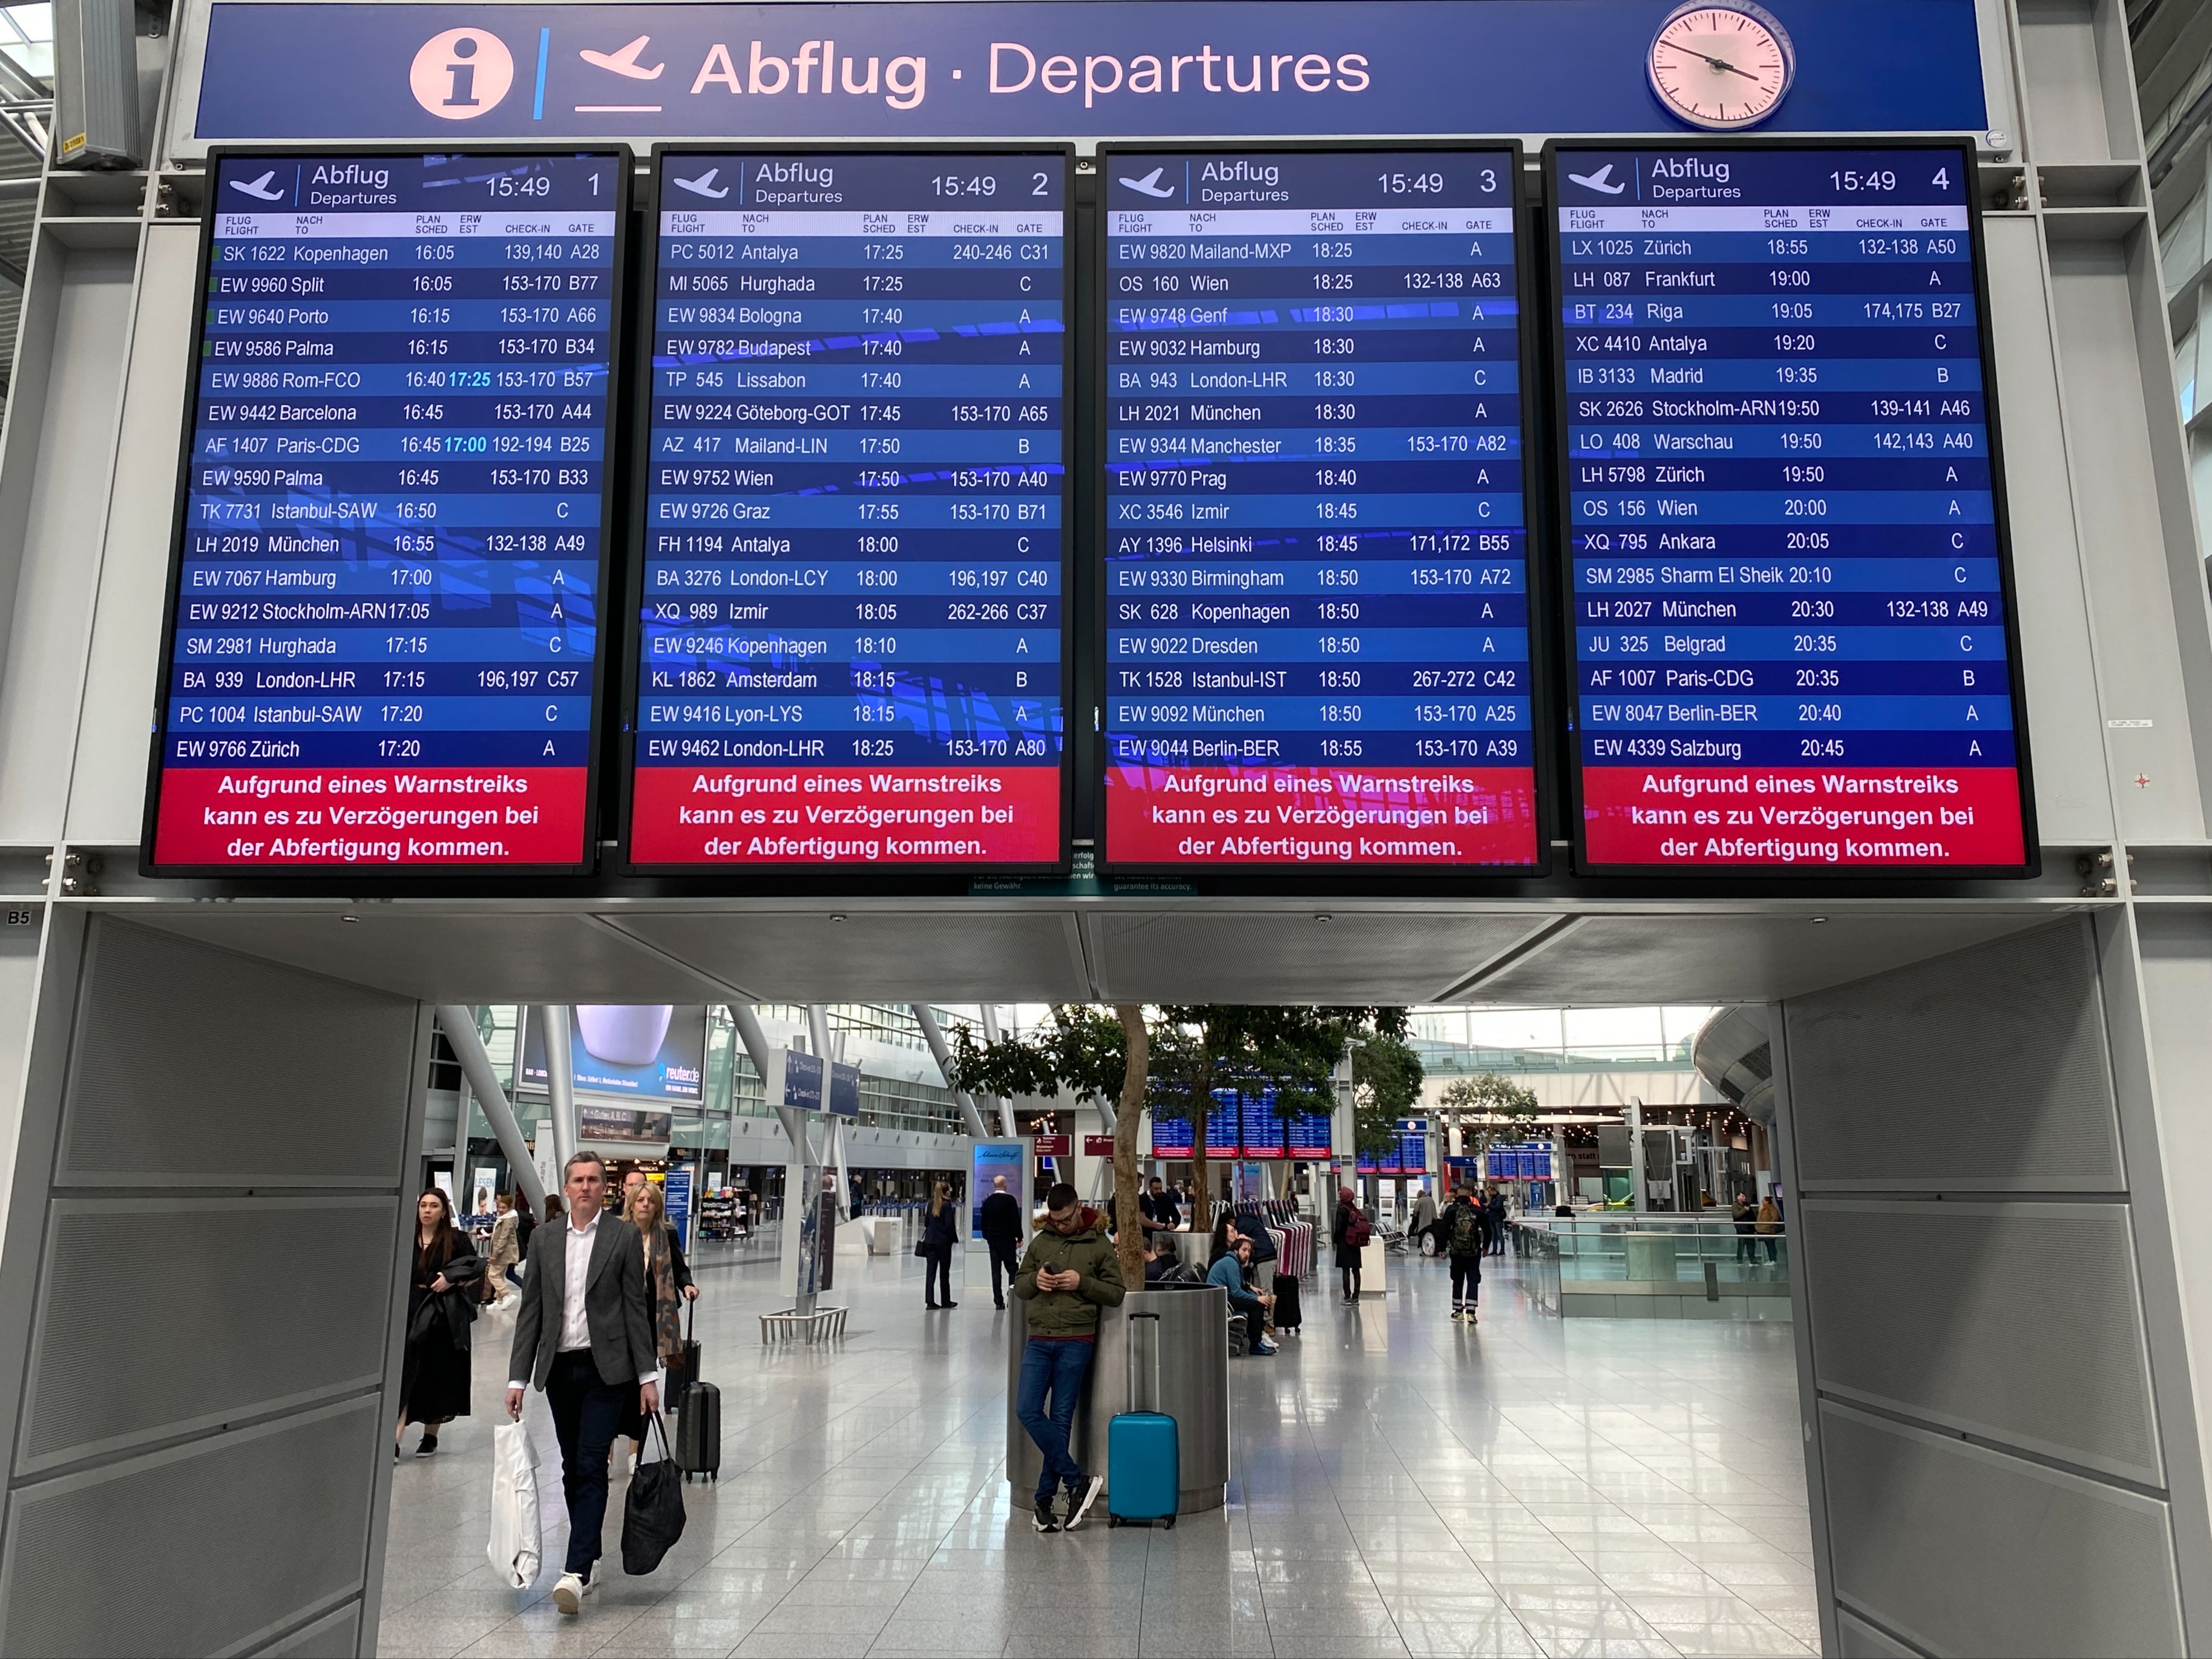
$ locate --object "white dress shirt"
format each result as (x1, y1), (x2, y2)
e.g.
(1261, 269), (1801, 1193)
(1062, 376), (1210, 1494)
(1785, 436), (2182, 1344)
(557, 1209), (600, 1352)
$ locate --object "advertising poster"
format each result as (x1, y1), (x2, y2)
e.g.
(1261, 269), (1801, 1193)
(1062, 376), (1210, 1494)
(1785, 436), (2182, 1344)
(520, 1006), (707, 1100)
(971, 1140), (1025, 1236)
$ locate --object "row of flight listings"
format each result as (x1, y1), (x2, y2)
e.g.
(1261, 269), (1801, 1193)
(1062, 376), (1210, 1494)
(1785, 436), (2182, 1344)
(148, 137), (2036, 881)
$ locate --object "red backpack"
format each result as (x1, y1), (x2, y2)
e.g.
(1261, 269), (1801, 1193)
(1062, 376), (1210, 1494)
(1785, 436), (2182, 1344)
(1344, 1209), (1372, 1248)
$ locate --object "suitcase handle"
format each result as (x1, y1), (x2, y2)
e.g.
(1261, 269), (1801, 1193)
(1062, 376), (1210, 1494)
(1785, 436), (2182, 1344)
(1126, 1310), (1163, 1415)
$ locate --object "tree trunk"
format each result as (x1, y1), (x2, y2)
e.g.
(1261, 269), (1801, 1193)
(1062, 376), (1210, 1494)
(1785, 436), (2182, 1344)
(1112, 1004), (1149, 1289)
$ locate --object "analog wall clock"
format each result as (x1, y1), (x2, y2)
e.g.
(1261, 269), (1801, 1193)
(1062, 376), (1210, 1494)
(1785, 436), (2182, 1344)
(1648, 2), (1796, 131)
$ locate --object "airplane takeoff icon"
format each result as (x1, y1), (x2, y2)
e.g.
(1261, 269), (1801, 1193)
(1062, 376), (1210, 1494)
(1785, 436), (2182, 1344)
(672, 168), (729, 200)
(229, 169), (285, 202)
(580, 35), (664, 79)
(1119, 166), (1177, 199)
(1567, 163), (1626, 195)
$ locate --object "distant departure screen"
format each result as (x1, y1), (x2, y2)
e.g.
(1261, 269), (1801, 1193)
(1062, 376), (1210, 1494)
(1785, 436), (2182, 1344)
(631, 148), (1069, 869)
(1100, 146), (1541, 872)
(1550, 143), (2033, 872)
(147, 149), (625, 873)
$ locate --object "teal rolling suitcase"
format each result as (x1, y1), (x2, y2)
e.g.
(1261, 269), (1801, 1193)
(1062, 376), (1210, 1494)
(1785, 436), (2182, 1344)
(1106, 1310), (1178, 1528)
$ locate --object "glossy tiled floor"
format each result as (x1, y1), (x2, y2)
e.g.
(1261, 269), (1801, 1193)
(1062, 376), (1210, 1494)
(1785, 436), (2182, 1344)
(376, 1237), (1817, 1658)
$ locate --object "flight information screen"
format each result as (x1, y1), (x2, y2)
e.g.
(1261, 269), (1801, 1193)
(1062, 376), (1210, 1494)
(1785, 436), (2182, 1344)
(630, 148), (1069, 870)
(146, 149), (625, 873)
(1550, 143), (2033, 873)
(1100, 146), (1541, 872)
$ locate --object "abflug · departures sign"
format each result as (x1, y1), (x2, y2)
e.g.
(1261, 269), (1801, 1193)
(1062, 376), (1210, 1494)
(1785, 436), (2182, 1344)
(186, 1), (1988, 145)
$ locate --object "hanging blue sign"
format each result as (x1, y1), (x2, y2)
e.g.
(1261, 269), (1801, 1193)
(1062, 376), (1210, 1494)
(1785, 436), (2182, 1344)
(781, 1049), (824, 1112)
(827, 1060), (863, 1120)
(181, 1), (1988, 147)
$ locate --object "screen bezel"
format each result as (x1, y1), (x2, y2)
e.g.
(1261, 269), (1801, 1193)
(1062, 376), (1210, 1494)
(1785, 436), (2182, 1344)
(1542, 135), (2041, 880)
(139, 143), (635, 880)
(619, 142), (1079, 880)
(1092, 138), (1557, 883)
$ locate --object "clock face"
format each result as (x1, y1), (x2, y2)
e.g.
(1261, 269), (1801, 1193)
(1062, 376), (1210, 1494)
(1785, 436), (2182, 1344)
(1648, 4), (1795, 131)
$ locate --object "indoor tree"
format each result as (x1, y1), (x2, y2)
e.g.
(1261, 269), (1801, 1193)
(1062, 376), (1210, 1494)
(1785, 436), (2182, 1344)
(950, 1004), (1410, 1286)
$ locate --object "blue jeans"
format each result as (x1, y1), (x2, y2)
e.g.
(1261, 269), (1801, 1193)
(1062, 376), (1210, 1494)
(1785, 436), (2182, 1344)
(1016, 1338), (1094, 1504)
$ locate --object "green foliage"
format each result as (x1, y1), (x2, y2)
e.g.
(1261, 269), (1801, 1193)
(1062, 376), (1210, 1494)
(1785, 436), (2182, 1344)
(947, 1005), (1125, 1103)
(1439, 1072), (1542, 1153)
(1351, 1027), (1426, 1155)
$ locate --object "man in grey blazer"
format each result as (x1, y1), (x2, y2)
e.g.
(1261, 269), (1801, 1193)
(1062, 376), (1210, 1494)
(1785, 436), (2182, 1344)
(507, 1151), (660, 1615)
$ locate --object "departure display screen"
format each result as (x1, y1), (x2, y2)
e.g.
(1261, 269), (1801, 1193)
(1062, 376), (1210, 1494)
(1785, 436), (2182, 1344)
(146, 149), (626, 873)
(1100, 146), (1541, 872)
(629, 148), (1070, 870)
(1549, 142), (2033, 873)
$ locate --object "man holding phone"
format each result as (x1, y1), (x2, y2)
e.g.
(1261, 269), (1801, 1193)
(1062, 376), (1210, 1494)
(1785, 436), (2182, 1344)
(1010, 1184), (1125, 1533)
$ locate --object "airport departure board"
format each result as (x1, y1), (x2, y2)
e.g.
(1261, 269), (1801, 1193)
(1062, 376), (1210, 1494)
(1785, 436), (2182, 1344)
(146, 149), (626, 873)
(1100, 146), (1542, 872)
(1550, 142), (2033, 873)
(629, 148), (1070, 870)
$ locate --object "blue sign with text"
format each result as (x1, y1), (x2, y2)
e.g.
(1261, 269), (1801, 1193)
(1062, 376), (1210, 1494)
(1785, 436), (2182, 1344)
(186, 2), (1987, 145)
(781, 1048), (824, 1111)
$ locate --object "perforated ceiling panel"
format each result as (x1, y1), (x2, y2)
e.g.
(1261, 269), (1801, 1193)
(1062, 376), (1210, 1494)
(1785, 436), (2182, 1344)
(59, 919), (419, 1185)
(0, 1399), (377, 1658)
(1820, 1402), (2181, 1658)
(617, 910), (1090, 1001)
(128, 908), (739, 1004)
(1784, 919), (2121, 1191)
(1475, 910), (2056, 1006)
(1802, 1200), (2161, 1485)
(19, 1198), (395, 1474)
(1089, 910), (1540, 1002)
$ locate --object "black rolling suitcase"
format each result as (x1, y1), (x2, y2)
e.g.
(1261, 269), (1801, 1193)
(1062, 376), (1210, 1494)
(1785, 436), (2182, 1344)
(675, 1298), (703, 1404)
(1272, 1272), (1302, 1333)
(675, 1301), (720, 1482)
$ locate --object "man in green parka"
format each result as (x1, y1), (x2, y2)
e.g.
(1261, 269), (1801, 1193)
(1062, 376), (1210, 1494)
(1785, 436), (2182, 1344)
(1011, 1182), (1126, 1532)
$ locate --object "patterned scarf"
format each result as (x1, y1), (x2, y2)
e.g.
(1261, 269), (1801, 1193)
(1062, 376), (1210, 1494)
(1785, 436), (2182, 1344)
(640, 1221), (683, 1361)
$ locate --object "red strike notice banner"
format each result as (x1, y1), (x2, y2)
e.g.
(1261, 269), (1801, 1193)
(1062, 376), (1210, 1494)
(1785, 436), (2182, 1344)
(1581, 766), (2027, 867)
(152, 767), (588, 867)
(1106, 766), (1540, 866)
(630, 766), (1061, 866)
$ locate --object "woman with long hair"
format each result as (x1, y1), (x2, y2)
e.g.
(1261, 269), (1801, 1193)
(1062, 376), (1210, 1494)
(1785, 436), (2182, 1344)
(397, 1187), (484, 1457)
(921, 1180), (959, 1309)
(619, 1180), (687, 1457)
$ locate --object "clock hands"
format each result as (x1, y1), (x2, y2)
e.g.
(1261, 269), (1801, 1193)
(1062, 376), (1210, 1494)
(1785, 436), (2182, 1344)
(1658, 37), (1764, 80)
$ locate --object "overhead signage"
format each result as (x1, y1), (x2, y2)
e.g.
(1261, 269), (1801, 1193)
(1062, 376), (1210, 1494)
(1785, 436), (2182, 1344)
(626, 147), (1071, 869)
(1082, 1133), (1117, 1156)
(1287, 1109), (1333, 1158)
(181, 2), (1990, 147)
(579, 1102), (675, 1143)
(1098, 146), (1543, 871)
(1239, 1091), (1285, 1159)
(144, 149), (627, 873)
(827, 1058), (862, 1119)
(781, 1047), (824, 1111)
(1033, 1132), (1071, 1155)
(1548, 141), (2035, 873)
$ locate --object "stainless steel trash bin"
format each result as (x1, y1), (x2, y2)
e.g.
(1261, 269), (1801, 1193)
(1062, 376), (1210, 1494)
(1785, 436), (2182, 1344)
(1005, 1286), (1230, 1515)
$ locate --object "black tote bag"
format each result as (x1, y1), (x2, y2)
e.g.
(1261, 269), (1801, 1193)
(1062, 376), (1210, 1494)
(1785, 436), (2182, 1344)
(620, 1414), (687, 1575)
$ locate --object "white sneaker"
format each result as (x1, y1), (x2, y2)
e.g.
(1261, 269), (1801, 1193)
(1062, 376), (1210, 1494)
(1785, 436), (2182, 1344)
(1064, 1474), (1105, 1531)
(552, 1572), (592, 1615)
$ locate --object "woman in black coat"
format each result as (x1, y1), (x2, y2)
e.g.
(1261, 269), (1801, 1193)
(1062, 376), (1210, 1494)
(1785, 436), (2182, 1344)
(921, 1181), (959, 1309)
(398, 1188), (483, 1458)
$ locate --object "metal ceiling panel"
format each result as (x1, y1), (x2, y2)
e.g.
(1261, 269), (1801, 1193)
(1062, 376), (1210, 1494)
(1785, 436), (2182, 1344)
(1088, 910), (1541, 1003)
(609, 909), (1090, 1003)
(1474, 910), (2066, 1005)
(118, 908), (742, 1004)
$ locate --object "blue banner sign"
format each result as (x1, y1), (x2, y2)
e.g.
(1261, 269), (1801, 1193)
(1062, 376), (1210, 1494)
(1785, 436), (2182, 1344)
(781, 1048), (824, 1111)
(184, 2), (1987, 146)
(827, 1059), (863, 1120)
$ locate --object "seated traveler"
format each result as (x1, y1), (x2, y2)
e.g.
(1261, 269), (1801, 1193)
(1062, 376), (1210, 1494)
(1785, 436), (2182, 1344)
(1206, 1237), (1276, 1356)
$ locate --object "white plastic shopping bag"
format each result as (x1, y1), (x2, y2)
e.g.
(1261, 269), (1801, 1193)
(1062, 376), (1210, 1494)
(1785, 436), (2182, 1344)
(487, 1419), (542, 1589)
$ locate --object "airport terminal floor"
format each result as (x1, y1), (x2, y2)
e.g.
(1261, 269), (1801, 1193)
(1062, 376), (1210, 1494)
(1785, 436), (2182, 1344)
(378, 1248), (1814, 1659)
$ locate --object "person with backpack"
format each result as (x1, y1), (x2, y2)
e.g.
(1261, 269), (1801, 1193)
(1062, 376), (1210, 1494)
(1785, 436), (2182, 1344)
(1445, 1186), (1486, 1323)
(1333, 1184), (1369, 1305)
